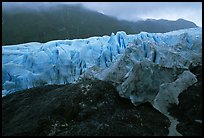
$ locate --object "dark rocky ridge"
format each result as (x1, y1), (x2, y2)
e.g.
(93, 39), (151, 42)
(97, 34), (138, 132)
(2, 79), (170, 136)
(2, 65), (202, 136)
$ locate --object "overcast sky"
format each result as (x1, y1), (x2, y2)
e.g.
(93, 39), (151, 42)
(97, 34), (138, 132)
(3, 2), (202, 27)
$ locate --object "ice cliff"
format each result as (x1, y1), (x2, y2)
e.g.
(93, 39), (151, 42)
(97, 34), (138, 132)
(2, 32), (128, 95)
(2, 27), (202, 100)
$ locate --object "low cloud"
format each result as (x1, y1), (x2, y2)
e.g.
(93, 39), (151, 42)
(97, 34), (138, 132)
(3, 2), (202, 26)
(81, 2), (202, 26)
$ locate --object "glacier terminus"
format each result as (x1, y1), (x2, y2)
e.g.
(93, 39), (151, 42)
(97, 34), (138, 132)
(2, 27), (201, 106)
(2, 27), (202, 136)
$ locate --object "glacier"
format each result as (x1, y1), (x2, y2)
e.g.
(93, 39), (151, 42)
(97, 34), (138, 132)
(2, 27), (202, 97)
(95, 27), (202, 106)
(2, 27), (202, 136)
(2, 32), (128, 96)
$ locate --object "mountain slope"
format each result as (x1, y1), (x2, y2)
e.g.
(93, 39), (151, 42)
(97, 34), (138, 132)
(2, 4), (197, 45)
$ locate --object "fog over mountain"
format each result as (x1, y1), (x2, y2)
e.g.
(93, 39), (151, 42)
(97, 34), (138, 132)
(2, 3), (197, 45)
(2, 2), (202, 26)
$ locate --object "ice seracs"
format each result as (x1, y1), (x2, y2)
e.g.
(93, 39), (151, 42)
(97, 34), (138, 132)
(2, 32), (128, 95)
(2, 27), (202, 97)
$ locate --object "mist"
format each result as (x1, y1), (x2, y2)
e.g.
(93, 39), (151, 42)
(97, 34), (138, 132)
(2, 2), (202, 26)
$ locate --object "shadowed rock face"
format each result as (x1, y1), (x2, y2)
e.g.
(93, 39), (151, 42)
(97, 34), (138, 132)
(2, 79), (170, 136)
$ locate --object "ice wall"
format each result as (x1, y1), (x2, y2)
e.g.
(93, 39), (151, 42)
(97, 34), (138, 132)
(2, 27), (202, 96)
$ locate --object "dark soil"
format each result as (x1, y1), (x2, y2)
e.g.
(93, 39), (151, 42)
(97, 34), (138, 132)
(2, 79), (170, 136)
(168, 65), (202, 136)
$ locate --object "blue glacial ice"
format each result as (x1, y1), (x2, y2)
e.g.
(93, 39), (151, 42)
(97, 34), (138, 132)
(2, 27), (202, 96)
